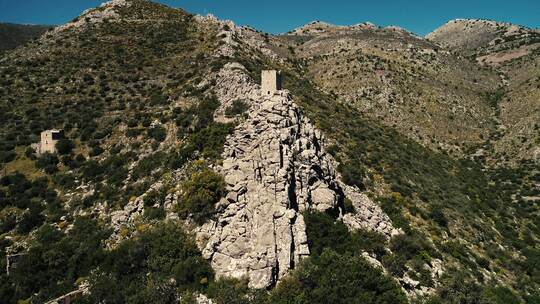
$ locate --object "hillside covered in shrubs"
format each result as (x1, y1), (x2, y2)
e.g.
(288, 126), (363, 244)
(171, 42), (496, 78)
(0, 0), (538, 303)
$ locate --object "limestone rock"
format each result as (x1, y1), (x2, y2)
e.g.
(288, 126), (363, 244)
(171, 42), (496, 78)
(196, 63), (398, 288)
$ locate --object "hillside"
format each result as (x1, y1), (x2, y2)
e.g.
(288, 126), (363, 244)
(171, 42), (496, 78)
(274, 21), (501, 157)
(427, 18), (540, 167)
(0, 23), (50, 53)
(0, 1), (538, 303)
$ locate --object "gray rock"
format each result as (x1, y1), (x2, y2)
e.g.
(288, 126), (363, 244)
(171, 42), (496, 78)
(196, 63), (398, 289)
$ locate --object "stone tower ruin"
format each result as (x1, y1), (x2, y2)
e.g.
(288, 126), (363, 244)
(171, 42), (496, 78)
(261, 70), (283, 95)
(39, 129), (63, 154)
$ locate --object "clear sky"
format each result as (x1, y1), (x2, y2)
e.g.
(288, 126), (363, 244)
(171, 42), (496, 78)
(0, 0), (539, 36)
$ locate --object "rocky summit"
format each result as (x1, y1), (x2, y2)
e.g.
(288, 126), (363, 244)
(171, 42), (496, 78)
(0, 0), (538, 303)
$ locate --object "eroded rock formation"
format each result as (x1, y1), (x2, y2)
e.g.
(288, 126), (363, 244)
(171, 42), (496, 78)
(196, 63), (398, 288)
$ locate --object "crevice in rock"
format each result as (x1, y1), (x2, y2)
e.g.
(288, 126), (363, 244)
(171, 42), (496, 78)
(271, 216), (280, 288)
(279, 144), (284, 168)
(289, 217), (297, 270)
(287, 169), (299, 212)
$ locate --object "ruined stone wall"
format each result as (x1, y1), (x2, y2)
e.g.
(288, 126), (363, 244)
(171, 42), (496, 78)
(39, 130), (61, 154)
(261, 70), (282, 96)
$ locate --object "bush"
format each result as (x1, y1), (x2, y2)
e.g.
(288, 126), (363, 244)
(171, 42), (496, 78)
(189, 123), (234, 160)
(207, 279), (254, 304)
(270, 249), (407, 304)
(430, 208), (448, 228)
(55, 138), (74, 155)
(338, 161), (365, 190)
(148, 125), (167, 142)
(303, 210), (350, 256)
(82, 223), (213, 303)
(177, 167), (226, 224)
(36, 152), (59, 174)
(1, 218), (110, 303)
(89, 145), (104, 157)
(0, 150), (16, 163)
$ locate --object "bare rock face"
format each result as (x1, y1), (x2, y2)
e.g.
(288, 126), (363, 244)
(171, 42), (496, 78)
(196, 63), (398, 289)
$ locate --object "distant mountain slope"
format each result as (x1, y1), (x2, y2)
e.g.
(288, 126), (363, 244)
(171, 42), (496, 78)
(427, 19), (540, 53)
(427, 19), (540, 166)
(0, 23), (50, 53)
(275, 21), (500, 157)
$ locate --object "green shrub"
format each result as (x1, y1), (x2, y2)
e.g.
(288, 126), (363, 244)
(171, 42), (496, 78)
(82, 223), (212, 303)
(148, 125), (167, 142)
(1, 218), (110, 303)
(189, 123), (234, 160)
(430, 208), (448, 228)
(0, 150), (16, 163)
(36, 152), (59, 174)
(338, 161), (366, 190)
(270, 249), (407, 304)
(207, 278), (254, 304)
(177, 167), (226, 224)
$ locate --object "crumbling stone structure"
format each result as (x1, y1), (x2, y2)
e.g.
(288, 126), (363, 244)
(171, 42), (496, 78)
(39, 129), (63, 154)
(261, 70), (282, 95)
(6, 253), (26, 276)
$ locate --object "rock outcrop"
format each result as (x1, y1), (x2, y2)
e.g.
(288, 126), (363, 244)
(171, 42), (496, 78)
(196, 63), (398, 288)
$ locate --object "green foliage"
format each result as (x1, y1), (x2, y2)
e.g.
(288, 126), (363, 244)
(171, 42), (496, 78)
(304, 210), (352, 256)
(0, 150), (16, 163)
(207, 279), (254, 304)
(55, 138), (74, 155)
(0, 173), (62, 233)
(270, 249), (407, 304)
(379, 194), (411, 232)
(188, 123), (236, 160)
(0, 217), (110, 303)
(338, 161), (366, 190)
(132, 152), (167, 180)
(82, 223), (213, 303)
(429, 208), (448, 228)
(148, 125), (167, 142)
(177, 167), (226, 224)
(304, 210), (388, 258)
(36, 152), (59, 174)
(383, 233), (437, 277)
(424, 270), (521, 304)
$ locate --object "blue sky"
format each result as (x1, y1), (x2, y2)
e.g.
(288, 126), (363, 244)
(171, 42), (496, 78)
(0, 0), (539, 36)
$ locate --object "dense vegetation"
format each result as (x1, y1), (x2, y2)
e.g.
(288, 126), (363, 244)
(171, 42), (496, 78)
(0, 23), (50, 54)
(79, 223), (213, 304)
(0, 218), (109, 303)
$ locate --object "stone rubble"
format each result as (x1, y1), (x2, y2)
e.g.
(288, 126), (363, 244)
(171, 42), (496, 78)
(196, 63), (399, 288)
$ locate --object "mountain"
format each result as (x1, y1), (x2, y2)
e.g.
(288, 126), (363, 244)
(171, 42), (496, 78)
(0, 23), (51, 53)
(0, 1), (538, 303)
(427, 19), (540, 55)
(427, 19), (540, 167)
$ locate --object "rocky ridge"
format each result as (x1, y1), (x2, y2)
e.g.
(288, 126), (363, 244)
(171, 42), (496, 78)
(196, 63), (398, 288)
(54, 0), (131, 33)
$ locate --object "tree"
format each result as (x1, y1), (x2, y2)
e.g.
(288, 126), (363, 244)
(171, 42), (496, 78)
(148, 126), (167, 142)
(36, 152), (59, 174)
(55, 138), (74, 155)
(177, 167), (226, 224)
(270, 249), (407, 304)
(225, 100), (249, 118)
